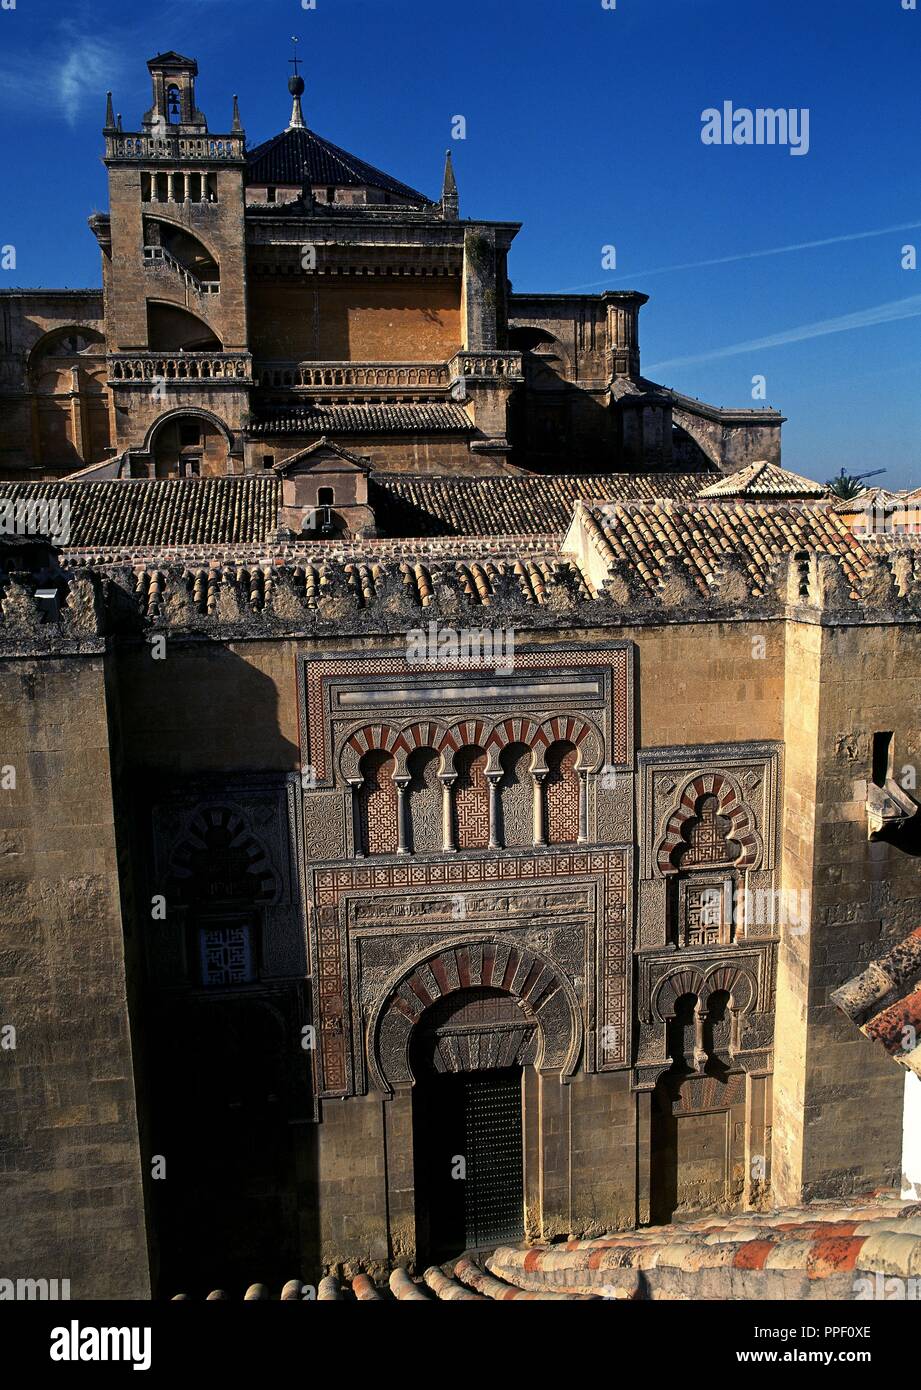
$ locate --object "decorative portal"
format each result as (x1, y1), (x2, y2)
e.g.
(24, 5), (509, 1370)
(369, 939), (582, 1093)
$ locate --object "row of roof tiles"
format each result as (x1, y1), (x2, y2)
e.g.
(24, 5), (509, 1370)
(832, 927), (921, 1079)
(250, 402), (473, 435)
(168, 1192), (920, 1301)
(489, 1193), (921, 1299)
(0, 472), (715, 547)
(578, 498), (868, 597)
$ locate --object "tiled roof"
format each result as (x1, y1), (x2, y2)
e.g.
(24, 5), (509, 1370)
(0, 474), (709, 549)
(580, 498), (867, 595)
(489, 1193), (921, 1299)
(127, 553), (591, 620)
(168, 1193), (921, 1300)
(0, 477), (280, 548)
(251, 403), (472, 436)
(832, 927), (921, 1078)
(246, 126), (431, 204)
(371, 472), (714, 538)
(697, 460), (828, 499)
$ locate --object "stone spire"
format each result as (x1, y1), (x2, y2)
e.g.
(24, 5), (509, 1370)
(441, 149), (459, 220)
(232, 94), (242, 132)
(287, 39), (306, 131)
(104, 91), (117, 133)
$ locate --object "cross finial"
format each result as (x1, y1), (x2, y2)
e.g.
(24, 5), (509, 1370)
(289, 36), (302, 79)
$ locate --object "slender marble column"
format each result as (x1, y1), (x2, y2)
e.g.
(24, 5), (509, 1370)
(348, 779), (364, 858)
(394, 777), (411, 855)
(578, 770), (589, 844)
(532, 770), (547, 848)
(693, 1005), (707, 1073)
(440, 774), (457, 852)
(487, 773), (502, 850)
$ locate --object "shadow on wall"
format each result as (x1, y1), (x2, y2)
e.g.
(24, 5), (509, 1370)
(110, 644), (306, 1295)
(114, 643), (301, 776)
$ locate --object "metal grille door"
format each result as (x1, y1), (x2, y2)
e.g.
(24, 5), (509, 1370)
(463, 1069), (524, 1248)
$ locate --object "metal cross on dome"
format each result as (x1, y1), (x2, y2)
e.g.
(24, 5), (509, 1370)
(289, 37), (302, 79)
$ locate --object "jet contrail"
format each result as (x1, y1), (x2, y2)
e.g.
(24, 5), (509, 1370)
(559, 221), (921, 291)
(644, 293), (921, 372)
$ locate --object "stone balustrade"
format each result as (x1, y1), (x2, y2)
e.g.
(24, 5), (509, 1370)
(105, 132), (246, 162)
(254, 361), (450, 390)
(448, 350), (524, 380)
(108, 352), (251, 383)
(143, 247), (220, 296)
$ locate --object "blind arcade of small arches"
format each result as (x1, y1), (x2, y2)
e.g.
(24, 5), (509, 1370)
(339, 716), (604, 857)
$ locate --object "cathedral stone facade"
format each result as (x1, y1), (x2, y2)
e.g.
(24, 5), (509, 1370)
(0, 50), (782, 485)
(0, 52), (913, 1301)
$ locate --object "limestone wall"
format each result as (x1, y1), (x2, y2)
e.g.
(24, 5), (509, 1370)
(0, 653), (150, 1297)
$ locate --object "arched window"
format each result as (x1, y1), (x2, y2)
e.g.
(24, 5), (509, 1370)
(452, 745), (489, 849)
(665, 992), (698, 1075)
(544, 740), (579, 845)
(317, 487), (335, 506)
(673, 794), (737, 868)
(166, 84), (182, 125)
(358, 751), (398, 856)
(701, 990), (731, 1078)
(498, 742), (532, 849)
(407, 747), (441, 854)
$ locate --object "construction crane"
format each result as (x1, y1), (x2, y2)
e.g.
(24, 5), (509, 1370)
(826, 466), (887, 499)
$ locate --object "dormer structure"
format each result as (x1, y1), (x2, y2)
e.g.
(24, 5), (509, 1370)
(273, 437), (374, 536)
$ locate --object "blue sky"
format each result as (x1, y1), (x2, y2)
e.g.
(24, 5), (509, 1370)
(1, 0), (919, 485)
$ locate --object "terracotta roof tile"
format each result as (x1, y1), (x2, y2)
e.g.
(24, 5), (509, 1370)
(697, 460), (828, 499)
(251, 402), (472, 435)
(832, 926), (921, 1077)
(583, 498), (868, 596)
(373, 472), (713, 537)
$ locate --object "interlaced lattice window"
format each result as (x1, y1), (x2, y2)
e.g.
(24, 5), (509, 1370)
(675, 794), (737, 867)
(358, 751), (398, 855)
(199, 922), (255, 987)
(544, 740), (579, 845)
(453, 746), (489, 849)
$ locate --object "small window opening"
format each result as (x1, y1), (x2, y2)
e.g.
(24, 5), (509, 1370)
(326, 186), (336, 204)
(266, 186), (277, 203)
(317, 487), (335, 506)
(262, 455), (275, 470)
(179, 424), (202, 447)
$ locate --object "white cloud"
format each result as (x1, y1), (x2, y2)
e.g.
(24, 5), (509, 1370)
(59, 36), (125, 127)
(0, 18), (126, 127)
(562, 222), (921, 292)
(645, 294), (921, 373)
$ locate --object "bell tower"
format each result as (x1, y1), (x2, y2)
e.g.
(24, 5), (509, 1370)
(92, 53), (252, 476)
(143, 52), (207, 132)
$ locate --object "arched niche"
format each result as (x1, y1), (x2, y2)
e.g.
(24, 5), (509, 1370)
(369, 938), (582, 1093)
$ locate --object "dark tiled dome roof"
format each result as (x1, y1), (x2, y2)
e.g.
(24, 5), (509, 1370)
(246, 126), (432, 204)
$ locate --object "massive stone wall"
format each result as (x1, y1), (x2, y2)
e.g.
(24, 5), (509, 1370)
(0, 652), (149, 1297)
